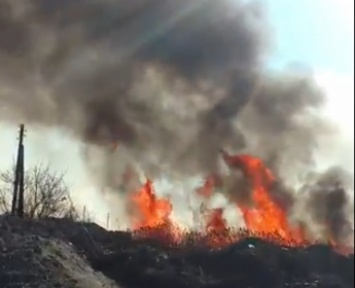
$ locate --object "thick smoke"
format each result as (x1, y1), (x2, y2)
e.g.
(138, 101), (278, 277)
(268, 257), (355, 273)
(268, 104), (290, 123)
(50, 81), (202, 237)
(0, 0), (352, 240)
(0, 0), (327, 178)
(296, 167), (354, 245)
(0, 0), (267, 178)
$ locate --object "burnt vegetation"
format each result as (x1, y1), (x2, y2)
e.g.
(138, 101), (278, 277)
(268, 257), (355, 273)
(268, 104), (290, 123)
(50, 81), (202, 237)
(0, 216), (353, 288)
(92, 236), (354, 288)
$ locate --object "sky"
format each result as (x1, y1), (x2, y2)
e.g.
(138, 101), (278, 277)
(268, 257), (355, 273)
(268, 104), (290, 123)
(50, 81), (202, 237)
(266, 0), (354, 75)
(0, 0), (354, 223)
(265, 0), (354, 174)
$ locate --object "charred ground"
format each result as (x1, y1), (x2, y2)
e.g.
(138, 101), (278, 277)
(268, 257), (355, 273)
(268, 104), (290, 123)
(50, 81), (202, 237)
(0, 216), (353, 288)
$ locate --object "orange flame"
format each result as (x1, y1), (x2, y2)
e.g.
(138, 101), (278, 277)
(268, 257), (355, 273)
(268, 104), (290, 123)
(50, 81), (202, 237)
(131, 179), (172, 229)
(223, 154), (305, 245)
(196, 174), (222, 198)
(128, 152), (349, 252)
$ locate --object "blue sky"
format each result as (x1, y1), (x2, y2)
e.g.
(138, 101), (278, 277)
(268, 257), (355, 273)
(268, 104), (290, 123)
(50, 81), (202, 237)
(265, 0), (354, 75)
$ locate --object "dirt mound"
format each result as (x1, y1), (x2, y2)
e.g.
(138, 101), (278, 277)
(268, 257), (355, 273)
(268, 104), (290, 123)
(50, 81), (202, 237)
(0, 216), (353, 288)
(0, 216), (119, 288)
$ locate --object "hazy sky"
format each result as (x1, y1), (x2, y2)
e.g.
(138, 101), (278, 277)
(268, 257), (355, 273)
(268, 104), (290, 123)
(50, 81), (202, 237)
(0, 0), (353, 222)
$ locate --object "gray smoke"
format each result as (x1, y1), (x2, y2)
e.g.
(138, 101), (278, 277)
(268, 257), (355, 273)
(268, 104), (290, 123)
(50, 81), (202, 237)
(0, 0), (353, 241)
(297, 167), (354, 245)
(0, 0), (267, 178)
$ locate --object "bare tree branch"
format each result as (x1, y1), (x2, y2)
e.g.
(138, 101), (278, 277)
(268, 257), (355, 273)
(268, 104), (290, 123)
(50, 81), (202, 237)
(0, 163), (79, 219)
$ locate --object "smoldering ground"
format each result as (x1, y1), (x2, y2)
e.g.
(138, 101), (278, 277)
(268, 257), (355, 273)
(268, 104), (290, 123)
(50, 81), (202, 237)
(0, 0), (353, 242)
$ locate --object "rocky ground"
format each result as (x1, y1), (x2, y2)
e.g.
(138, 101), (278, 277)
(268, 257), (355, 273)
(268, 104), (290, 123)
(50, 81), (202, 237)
(0, 215), (353, 288)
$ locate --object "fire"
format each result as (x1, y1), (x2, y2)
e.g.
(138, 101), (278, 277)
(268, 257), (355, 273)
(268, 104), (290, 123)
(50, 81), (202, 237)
(222, 154), (305, 244)
(127, 151), (341, 250)
(131, 179), (172, 229)
(205, 208), (235, 247)
(196, 174), (221, 198)
(130, 179), (183, 245)
(206, 208), (226, 233)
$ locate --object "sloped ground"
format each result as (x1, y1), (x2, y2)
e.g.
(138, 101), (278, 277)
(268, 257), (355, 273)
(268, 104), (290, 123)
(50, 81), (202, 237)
(0, 216), (118, 288)
(0, 215), (353, 288)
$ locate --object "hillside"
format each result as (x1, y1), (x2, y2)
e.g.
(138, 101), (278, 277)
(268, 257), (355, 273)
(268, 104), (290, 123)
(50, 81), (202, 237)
(0, 215), (353, 288)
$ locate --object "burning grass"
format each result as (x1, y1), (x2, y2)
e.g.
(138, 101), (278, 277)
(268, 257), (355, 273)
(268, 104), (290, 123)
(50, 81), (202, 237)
(131, 225), (312, 250)
(126, 151), (353, 253)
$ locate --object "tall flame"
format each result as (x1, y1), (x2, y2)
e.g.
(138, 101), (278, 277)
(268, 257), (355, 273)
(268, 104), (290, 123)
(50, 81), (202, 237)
(222, 154), (305, 244)
(131, 179), (172, 229)
(127, 151), (344, 250)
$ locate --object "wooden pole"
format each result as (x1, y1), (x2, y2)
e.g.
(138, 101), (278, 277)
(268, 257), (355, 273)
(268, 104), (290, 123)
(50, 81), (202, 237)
(11, 124), (25, 216)
(17, 143), (25, 217)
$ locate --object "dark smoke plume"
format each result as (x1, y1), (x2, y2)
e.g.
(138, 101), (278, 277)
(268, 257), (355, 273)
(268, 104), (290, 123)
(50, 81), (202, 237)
(0, 0), (329, 178)
(0, 0), (266, 176)
(297, 167), (354, 245)
(0, 0), (352, 239)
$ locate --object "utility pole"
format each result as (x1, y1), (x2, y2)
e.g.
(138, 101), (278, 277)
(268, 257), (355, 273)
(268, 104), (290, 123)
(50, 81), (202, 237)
(11, 124), (25, 217)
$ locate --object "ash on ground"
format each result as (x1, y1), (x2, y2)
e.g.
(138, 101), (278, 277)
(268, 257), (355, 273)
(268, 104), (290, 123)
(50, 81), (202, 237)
(0, 216), (353, 288)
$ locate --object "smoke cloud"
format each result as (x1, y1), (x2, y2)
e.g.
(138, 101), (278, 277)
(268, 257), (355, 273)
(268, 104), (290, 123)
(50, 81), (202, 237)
(0, 0), (353, 240)
(0, 0), (267, 177)
(296, 167), (354, 245)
